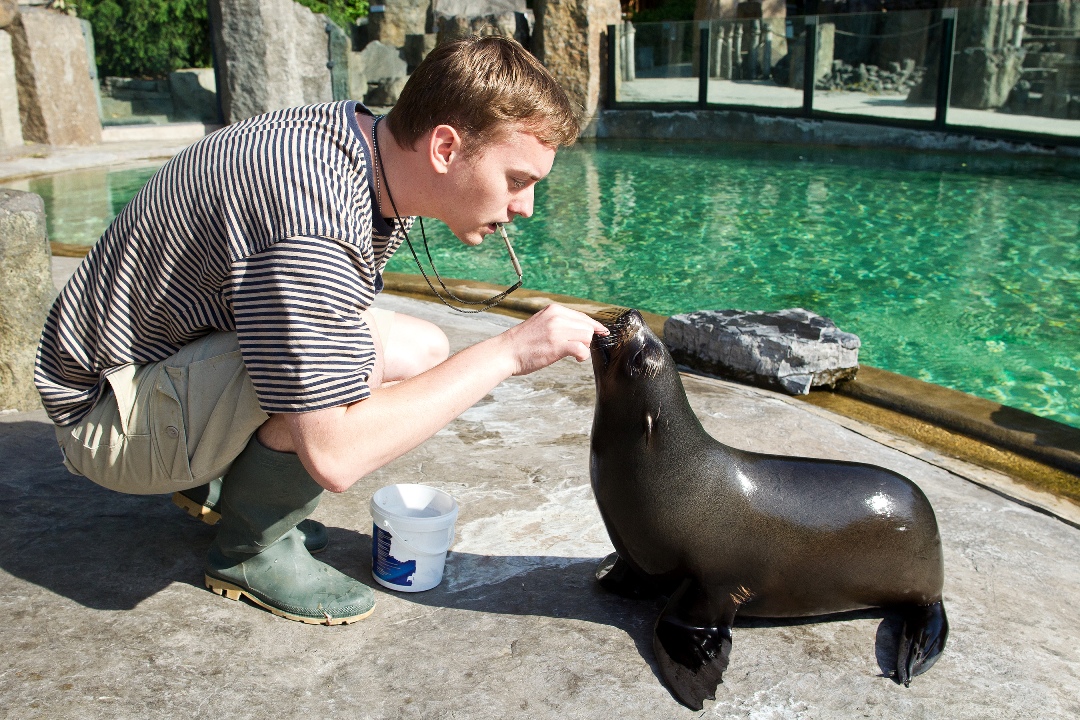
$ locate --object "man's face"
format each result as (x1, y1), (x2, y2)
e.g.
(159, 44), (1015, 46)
(441, 129), (557, 247)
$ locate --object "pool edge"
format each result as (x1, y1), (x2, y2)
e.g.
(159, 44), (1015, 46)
(381, 271), (1080, 521)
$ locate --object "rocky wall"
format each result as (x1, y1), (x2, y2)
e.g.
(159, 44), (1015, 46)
(534, 0), (622, 123)
(0, 27), (23, 149)
(209, 0), (335, 123)
(8, 7), (101, 146)
(0, 189), (54, 412)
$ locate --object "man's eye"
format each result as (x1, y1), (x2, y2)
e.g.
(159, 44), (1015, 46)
(511, 177), (527, 189)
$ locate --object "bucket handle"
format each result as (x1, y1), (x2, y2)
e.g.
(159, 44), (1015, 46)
(380, 520), (455, 555)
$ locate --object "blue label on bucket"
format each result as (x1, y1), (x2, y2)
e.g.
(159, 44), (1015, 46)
(372, 525), (416, 586)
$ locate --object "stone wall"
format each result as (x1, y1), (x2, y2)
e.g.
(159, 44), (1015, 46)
(0, 26), (23, 149)
(370, 0), (430, 48)
(8, 7), (101, 146)
(209, 0), (335, 123)
(534, 0), (622, 123)
(0, 189), (54, 412)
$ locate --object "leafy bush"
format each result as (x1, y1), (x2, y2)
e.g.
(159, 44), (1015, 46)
(72, 0), (369, 80)
(72, 0), (212, 78)
(294, 0), (370, 29)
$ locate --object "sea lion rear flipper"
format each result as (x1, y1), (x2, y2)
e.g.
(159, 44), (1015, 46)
(652, 579), (734, 711)
(896, 601), (949, 686)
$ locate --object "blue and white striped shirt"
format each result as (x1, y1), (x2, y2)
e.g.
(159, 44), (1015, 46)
(36, 101), (411, 426)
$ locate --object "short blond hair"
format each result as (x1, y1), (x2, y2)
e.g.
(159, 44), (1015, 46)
(385, 35), (580, 153)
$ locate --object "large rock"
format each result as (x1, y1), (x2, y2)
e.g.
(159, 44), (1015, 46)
(0, 28), (23, 149)
(0, 190), (55, 412)
(951, 46), (1025, 110)
(664, 308), (860, 396)
(788, 20), (834, 89)
(208, 0), (335, 123)
(434, 0), (532, 47)
(8, 8), (101, 146)
(354, 40), (408, 106)
(169, 68), (219, 123)
(534, 0), (622, 123)
(369, 0), (431, 48)
(0, 0), (16, 29)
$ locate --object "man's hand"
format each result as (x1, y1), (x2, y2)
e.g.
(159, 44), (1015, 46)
(500, 303), (609, 376)
(263, 303), (610, 492)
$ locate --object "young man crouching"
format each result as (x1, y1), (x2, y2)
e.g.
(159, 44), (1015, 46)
(36, 36), (607, 624)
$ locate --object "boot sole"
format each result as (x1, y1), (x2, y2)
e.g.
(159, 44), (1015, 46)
(204, 575), (374, 625)
(172, 492), (221, 525)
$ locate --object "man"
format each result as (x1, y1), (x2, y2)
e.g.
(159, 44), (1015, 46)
(35, 36), (607, 625)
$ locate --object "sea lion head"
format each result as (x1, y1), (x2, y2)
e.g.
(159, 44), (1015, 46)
(591, 309), (668, 385)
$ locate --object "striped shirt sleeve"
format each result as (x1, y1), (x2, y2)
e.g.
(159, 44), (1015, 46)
(229, 234), (379, 413)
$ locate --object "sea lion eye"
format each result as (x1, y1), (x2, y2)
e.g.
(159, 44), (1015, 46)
(628, 348), (646, 377)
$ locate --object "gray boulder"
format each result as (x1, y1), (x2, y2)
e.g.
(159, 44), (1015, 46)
(8, 7), (102, 146)
(355, 40), (408, 106)
(169, 68), (218, 123)
(0, 26), (23, 149)
(357, 39), (408, 82)
(434, 0), (531, 46)
(368, 0), (430, 49)
(0, 0), (16, 29)
(208, 0), (334, 123)
(0, 190), (55, 412)
(664, 308), (860, 396)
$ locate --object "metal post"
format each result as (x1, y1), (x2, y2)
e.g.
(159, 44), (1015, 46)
(803, 16), (818, 116)
(699, 25), (710, 107)
(935, 8), (957, 128)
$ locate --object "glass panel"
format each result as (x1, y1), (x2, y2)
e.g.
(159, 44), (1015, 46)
(948, 1), (1080, 137)
(809, 9), (938, 122)
(615, 21), (700, 104)
(706, 17), (805, 109)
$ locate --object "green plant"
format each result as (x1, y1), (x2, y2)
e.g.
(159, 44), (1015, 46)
(293, 0), (370, 29)
(72, 0), (212, 78)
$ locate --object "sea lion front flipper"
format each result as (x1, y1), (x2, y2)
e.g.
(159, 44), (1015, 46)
(652, 579), (734, 710)
(896, 601), (949, 686)
(595, 552), (666, 600)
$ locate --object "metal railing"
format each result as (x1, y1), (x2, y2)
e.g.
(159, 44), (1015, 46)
(607, 4), (1080, 146)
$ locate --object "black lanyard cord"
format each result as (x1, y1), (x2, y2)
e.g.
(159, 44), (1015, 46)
(371, 116), (523, 314)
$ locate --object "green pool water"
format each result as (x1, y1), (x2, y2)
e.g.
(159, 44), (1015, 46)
(7, 142), (1079, 429)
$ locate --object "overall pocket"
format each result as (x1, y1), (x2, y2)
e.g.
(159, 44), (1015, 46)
(151, 366), (194, 485)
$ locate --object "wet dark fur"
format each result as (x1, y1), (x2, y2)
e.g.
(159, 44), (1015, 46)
(589, 310), (948, 709)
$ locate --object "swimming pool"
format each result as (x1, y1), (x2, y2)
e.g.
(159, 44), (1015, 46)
(7, 141), (1078, 429)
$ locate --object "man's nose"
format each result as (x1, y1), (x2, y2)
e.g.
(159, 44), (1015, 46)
(508, 187), (534, 220)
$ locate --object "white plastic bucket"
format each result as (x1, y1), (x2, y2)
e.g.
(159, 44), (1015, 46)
(370, 484), (458, 592)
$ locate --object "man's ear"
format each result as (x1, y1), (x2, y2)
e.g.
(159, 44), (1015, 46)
(429, 125), (462, 175)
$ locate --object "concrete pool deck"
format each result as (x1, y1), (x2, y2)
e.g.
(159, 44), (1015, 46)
(1, 258), (1078, 719)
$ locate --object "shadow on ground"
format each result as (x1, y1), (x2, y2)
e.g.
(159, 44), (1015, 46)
(1, 417), (905, 701)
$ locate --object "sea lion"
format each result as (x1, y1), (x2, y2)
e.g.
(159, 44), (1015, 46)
(589, 309), (948, 710)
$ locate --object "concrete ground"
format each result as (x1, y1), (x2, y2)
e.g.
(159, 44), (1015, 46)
(1, 257), (1077, 718)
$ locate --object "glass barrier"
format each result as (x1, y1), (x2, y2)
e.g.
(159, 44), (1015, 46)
(810, 9), (939, 122)
(948, 2), (1080, 137)
(615, 21), (701, 103)
(706, 17), (805, 109)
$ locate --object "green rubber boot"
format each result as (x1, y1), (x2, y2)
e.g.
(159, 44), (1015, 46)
(174, 477), (329, 553)
(203, 438), (375, 625)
